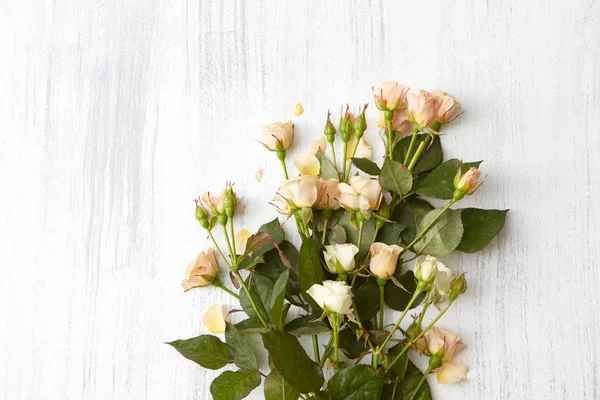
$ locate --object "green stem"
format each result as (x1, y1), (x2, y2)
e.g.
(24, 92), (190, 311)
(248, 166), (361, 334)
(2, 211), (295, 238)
(378, 288), (423, 351)
(357, 219), (365, 249)
(235, 271), (269, 329)
(344, 138), (361, 181)
(407, 135), (431, 171)
(208, 231), (232, 269)
(312, 335), (320, 362)
(212, 277), (239, 299)
(221, 222), (235, 261)
(319, 335), (334, 367)
(378, 282), (385, 330)
(329, 141), (339, 174)
(403, 129), (418, 165)
(386, 300), (454, 372)
(409, 366), (433, 400)
(387, 120), (394, 159)
(331, 314), (340, 364)
(342, 141), (349, 181)
(279, 158), (289, 180)
(400, 200), (457, 255)
(322, 217), (330, 245)
(229, 217), (238, 267)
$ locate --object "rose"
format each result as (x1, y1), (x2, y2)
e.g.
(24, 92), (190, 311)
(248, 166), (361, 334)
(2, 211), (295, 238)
(373, 81), (410, 111)
(454, 167), (482, 195)
(306, 280), (353, 315)
(414, 255), (438, 284)
(369, 243), (403, 279)
(273, 176), (318, 212)
(181, 248), (220, 290)
(323, 244), (359, 274)
(432, 261), (456, 299)
(202, 304), (227, 333)
(425, 326), (468, 384)
(407, 90), (441, 128)
(315, 178), (341, 210)
(261, 121), (294, 150)
(377, 108), (412, 133)
(337, 176), (384, 215)
(293, 152), (320, 176)
(432, 90), (460, 123)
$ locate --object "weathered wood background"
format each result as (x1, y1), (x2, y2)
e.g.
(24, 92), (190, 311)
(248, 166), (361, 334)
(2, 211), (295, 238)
(1, 0), (599, 399)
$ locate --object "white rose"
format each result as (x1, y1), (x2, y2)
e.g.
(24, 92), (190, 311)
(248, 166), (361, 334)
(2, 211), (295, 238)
(414, 255), (439, 283)
(323, 244), (359, 274)
(306, 280), (353, 315)
(433, 261), (456, 298)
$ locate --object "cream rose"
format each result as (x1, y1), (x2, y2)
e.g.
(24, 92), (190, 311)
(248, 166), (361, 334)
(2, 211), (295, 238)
(432, 261), (456, 299)
(425, 326), (468, 384)
(407, 90), (441, 128)
(315, 178), (341, 210)
(373, 81), (410, 111)
(273, 176), (318, 212)
(432, 90), (460, 123)
(181, 248), (220, 291)
(261, 121), (294, 151)
(306, 280), (353, 315)
(369, 242), (402, 279)
(323, 244), (359, 274)
(414, 255), (439, 284)
(454, 167), (481, 195)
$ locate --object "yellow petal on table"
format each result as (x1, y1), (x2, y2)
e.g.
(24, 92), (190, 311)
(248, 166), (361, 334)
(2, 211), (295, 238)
(202, 304), (227, 334)
(294, 152), (321, 176)
(235, 229), (253, 254)
(294, 103), (304, 116)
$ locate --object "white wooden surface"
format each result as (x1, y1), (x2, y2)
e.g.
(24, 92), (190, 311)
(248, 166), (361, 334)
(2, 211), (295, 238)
(1, 1), (599, 399)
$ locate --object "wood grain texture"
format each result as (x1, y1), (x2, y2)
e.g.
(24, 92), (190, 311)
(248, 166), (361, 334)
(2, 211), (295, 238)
(1, 0), (599, 399)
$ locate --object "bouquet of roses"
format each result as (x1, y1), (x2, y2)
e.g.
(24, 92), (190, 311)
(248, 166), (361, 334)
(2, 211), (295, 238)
(168, 82), (508, 400)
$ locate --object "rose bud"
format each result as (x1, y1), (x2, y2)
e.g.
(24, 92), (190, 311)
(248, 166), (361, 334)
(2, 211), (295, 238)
(369, 242), (403, 279)
(306, 280), (353, 315)
(324, 111), (337, 143)
(181, 248), (220, 291)
(339, 107), (355, 142)
(293, 152), (321, 176)
(354, 104), (368, 139)
(261, 121), (294, 151)
(273, 176), (318, 213)
(222, 184), (238, 218)
(432, 90), (460, 123)
(407, 90), (441, 128)
(373, 81), (410, 111)
(453, 166), (482, 200)
(316, 178), (341, 210)
(194, 200), (210, 229)
(448, 273), (467, 301)
(202, 304), (227, 334)
(323, 244), (359, 274)
(201, 190), (225, 215)
(414, 255), (439, 285)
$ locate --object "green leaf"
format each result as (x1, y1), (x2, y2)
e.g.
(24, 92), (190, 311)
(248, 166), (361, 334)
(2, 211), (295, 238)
(316, 150), (339, 179)
(384, 271), (425, 311)
(237, 254), (265, 270)
(392, 134), (443, 173)
(351, 157), (381, 175)
(354, 281), (380, 320)
(456, 208), (509, 253)
(324, 365), (383, 399)
(379, 158), (413, 195)
(413, 209), (463, 257)
(235, 318), (270, 334)
(262, 331), (324, 393)
(336, 213), (376, 256)
(298, 238), (326, 311)
(377, 223), (405, 246)
(258, 218), (285, 247)
(210, 369), (261, 400)
(225, 323), (258, 370)
(167, 335), (233, 370)
(239, 274), (273, 323)
(264, 369), (300, 400)
(387, 343), (409, 379)
(338, 328), (367, 359)
(285, 315), (331, 336)
(415, 159), (482, 199)
(269, 270), (289, 330)
(256, 241), (301, 301)
(394, 197), (434, 246)
(382, 361), (432, 400)
(243, 232), (272, 257)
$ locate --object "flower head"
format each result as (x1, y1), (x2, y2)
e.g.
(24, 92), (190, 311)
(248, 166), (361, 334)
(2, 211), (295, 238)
(273, 176), (318, 213)
(431, 90), (460, 123)
(407, 90), (441, 128)
(261, 121), (294, 151)
(337, 176), (384, 216)
(414, 255), (439, 284)
(454, 166), (482, 196)
(323, 244), (359, 274)
(315, 178), (341, 210)
(425, 326), (468, 384)
(182, 249), (220, 291)
(369, 242), (403, 279)
(201, 191), (225, 215)
(306, 280), (353, 315)
(377, 108), (412, 134)
(373, 81), (410, 111)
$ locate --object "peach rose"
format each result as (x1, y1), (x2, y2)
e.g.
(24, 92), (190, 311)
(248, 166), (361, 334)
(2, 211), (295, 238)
(369, 243), (403, 279)
(373, 81), (410, 111)
(261, 121), (294, 150)
(432, 90), (460, 123)
(182, 248), (219, 290)
(407, 90), (441, 128)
